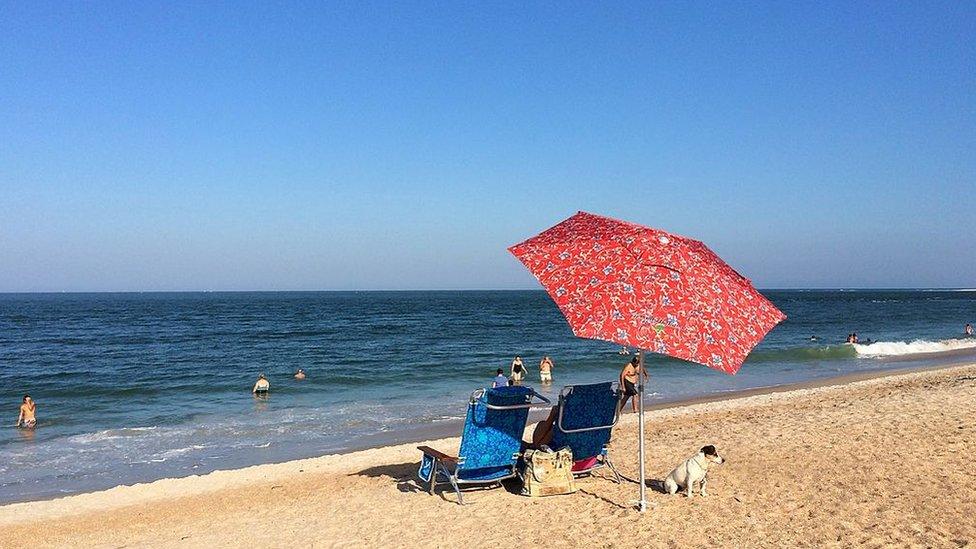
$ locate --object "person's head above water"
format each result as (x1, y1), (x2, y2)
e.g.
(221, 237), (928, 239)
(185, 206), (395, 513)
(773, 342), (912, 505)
(496, 368), (503, 375)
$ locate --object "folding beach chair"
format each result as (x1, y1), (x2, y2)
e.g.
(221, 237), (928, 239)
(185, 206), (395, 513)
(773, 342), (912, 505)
(548, 382), (622, 482)
(417, 385), (548, 504)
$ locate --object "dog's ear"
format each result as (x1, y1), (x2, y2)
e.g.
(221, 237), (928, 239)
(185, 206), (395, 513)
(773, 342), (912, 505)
(701, 445), (716, 456)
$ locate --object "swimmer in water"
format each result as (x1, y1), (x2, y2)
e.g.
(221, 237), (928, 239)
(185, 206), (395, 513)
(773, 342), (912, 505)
(966, 323), (973, 336)
(16, 395), (36, 429)
(510, 355), (527, 386)
(539, 356), (554, 383)
(294, 369), (306, 380)
(252, 374), (270, 394)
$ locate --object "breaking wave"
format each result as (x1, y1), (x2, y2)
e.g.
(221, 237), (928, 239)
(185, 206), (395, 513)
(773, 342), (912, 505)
(853, 338), (976, 358)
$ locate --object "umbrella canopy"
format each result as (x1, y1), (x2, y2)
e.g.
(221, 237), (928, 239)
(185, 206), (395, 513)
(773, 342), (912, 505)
(509, 211), (785, 511)
(508, 211), (785, 374)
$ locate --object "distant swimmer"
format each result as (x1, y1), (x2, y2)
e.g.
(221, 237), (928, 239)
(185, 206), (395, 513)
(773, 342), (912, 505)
(16, 395), (36, 429)
(846, 333), (859, 344)
(294, 369), (306, 380)
(618, 347), (631, 355)
(810, 336), (819, 342)
(967, 323), (973, 336)
(252, 374), (270, 394)
(539, 356), (554, 383)
(510, 356), (527, 386)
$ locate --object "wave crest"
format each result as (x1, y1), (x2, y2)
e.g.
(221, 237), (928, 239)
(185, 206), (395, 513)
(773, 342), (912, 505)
(854, 338), (976, 358)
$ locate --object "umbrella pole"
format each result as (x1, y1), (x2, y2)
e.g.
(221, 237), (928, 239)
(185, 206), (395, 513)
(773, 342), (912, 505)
(637, 349), (647, 512)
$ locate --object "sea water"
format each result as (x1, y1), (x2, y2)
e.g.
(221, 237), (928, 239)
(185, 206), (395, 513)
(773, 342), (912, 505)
(0, 290), (974, 503)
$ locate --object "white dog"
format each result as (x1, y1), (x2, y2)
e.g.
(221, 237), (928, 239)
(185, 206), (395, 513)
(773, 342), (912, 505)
(664, 445), (724, 497)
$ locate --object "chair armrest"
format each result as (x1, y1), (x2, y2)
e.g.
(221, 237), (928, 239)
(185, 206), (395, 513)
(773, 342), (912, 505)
(417, 446), (458, 464)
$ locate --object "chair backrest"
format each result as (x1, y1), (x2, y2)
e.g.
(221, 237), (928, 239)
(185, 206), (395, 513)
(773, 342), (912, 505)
(549, 382), (621, 461)
(456, 385), (534, 472)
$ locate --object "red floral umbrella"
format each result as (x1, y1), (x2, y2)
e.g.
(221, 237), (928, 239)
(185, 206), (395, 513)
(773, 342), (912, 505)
(509, 211), (785, 509)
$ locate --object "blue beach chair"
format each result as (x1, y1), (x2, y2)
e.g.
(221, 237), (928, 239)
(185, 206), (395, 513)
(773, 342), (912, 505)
(549, 382), (622, 482)
(417, 385), (548, 504)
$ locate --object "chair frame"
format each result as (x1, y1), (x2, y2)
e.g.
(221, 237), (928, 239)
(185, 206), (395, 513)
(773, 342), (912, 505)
(554, 382), (622, 482)
(418, 387), (549, 504)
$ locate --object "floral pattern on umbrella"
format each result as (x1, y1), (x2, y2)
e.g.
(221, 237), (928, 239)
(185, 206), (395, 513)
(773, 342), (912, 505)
(508, 211), (785, 374)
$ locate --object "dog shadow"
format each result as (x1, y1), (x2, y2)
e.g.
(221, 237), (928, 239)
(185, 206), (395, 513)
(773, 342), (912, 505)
(646, 478), (668, 494)
(618, 473), (669, 494)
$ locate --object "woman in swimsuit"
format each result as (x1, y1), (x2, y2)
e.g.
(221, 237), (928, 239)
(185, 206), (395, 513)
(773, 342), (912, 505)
(16, 395), (36, 429)
(510, 356), (527, 385)
(619, 357), (648, 413)
(252, 374), (270, 394)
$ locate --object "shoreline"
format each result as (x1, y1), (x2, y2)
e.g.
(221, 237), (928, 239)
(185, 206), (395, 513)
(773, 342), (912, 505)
(5, 360), (976, 547)
(5, 352), (970, 507)
(2, 359), (973, 521)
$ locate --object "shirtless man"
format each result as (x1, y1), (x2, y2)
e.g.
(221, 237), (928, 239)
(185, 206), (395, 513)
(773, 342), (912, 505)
(16, 395), (36, 429)
(252, 374), (270, 394)
(619, 357), (649, 413)
(294, 369), (306, 380)
(539, 356), (554, 383)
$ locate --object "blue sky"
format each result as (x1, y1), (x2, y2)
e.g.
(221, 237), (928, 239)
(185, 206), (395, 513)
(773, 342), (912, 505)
(1, 2), (973, 291)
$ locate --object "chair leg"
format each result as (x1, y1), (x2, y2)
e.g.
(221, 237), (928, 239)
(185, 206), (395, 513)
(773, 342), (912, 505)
(427, 458), (438, 494)
(447, 475), (463, 505)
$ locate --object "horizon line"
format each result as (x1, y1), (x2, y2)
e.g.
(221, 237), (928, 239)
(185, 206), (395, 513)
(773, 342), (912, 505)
(1, 287), (974, 295)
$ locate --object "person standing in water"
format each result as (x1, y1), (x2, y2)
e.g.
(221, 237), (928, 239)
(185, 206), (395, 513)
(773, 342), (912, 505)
(16, 395), (36, 429)
(619, 357), (648, 413)
(294, 369), (306, 380)
(510, 356), (527, 385)
(252, 374), (270, 394)
(966, 323), (973, 336)
(539, 356), (554, 383)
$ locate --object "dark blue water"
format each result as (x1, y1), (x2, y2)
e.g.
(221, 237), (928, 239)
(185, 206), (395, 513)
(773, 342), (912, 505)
(1, 290), (974, 503)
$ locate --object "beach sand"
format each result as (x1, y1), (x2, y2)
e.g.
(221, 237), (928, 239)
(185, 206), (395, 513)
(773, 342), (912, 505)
(3, 363), (975, 548)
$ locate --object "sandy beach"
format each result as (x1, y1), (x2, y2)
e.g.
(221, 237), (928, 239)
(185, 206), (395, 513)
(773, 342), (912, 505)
(3, 363), (975, 548)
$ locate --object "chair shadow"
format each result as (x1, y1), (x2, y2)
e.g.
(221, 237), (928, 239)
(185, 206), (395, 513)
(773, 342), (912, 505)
(351, 460), (661, 506)
(350, 461), (427, 495)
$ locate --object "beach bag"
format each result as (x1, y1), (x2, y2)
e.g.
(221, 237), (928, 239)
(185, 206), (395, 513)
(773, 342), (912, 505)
(521, 447), (576, 497)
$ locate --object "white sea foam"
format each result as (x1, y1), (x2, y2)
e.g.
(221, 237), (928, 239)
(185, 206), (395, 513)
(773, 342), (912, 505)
(854, 338), (976, 358)
(150, 445), (207, 462)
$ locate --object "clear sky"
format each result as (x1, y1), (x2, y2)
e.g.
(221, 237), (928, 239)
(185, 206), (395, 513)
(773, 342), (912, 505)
(1, 2), (973, 291)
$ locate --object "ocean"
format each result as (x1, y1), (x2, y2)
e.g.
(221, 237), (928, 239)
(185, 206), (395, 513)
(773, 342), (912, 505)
(1, 290), (974, 504)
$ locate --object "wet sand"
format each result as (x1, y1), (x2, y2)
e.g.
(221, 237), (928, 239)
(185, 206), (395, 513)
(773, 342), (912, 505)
(2, 362), (975, 548)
